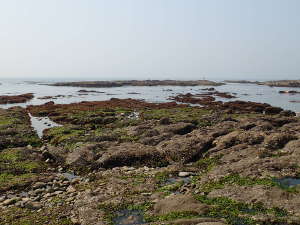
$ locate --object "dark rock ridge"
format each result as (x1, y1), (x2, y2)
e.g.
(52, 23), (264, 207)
(77, 90), (106, 93)
(170, 92), (290, 115)
(0, 93), (34, 104)
(37, 95), (73, 100)
(224, 80), (262, 85)
(48, 79), (225, 88)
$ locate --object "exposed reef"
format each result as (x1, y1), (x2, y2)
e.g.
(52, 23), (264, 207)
(0, 98), (300, 224)
(0, 93), (34, 104)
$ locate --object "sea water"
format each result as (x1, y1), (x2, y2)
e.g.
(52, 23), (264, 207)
(1, 80), (300, 112)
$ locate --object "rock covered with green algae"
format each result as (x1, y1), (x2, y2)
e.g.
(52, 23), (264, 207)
(1, 99), (300, 224)
(0, 107), (41, 150)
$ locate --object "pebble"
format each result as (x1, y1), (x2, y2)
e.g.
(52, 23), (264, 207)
(3, 197), (20, 206)
(21, 198), (31, 202)
(67, 186), (76, 193)
(25, 202), (42, 210)
(66, 197), (75, 202)
(123, 166), (135, 171)
(54, 191), (63, 195)
(141, 192), (152, 196)
(32, 196), (42, 201)
(178, 172), (191, 177)
(40, 145), (47, 151)
(44, 193), (55, 198)
(33, 189), (44, 195)
(71, 178), (81, 184)
(0, 196), (6, 202)
(33, 182), (46, 189)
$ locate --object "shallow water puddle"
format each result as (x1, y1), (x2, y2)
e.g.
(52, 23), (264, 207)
(127, 111), (140, 119)
(19, 191), (29, 198)
(165, 177), (191, 185)
(29, 113), (61, 138)
(61, 172), (80, 181)
(113, 209), (146, 225)
(275, 177), (300, 187)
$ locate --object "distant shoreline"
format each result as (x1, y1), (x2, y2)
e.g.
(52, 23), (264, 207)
(225, 79), (300, 88)
(46, 80), (225, 88)
(45, 79), (300, 88)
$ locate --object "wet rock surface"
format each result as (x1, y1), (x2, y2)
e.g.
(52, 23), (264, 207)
(1, 98), (300, 224)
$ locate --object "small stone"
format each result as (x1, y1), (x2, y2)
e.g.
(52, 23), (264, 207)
(32, 196), (42, 201)
(43, 193), (54, 198)
(66, 197), (75, 202)
(123, 166), (135, 171)
(25, 202), (42, 210)
(71, 193), (78, 198)
(33, 182), (46, 189)
(71, 178), (81, 184)
(71, 217), (79, 224)
(3, 197), (20, 206)
(63, 181), (70, 185)
(54, 191), (63, 195)
(66, 186), (76, 193)
(0, 196), (6, 202)
(141, 192), (152, 196)
(33, 189), (44, 195)
(143, 166), (150, 171)
(21, 198), (30, 202)
(40, 146), (47, 151)
(178, 172), (191, 177)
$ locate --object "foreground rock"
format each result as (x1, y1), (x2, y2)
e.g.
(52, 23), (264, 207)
(1, 99), (300, 224)
(0, 107), (40, 151)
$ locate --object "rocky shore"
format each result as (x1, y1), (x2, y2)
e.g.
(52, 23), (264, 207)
(48, 80), (225, 88)
(1, 98), (300, 224)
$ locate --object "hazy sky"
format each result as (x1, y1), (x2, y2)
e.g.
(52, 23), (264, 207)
(0, 0), (300, 80)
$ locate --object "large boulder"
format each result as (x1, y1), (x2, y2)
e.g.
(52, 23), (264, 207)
(97, 143), (168, 168)
(264, 133), (297, 150)
(66, 144), (98, 167)
(157, 130), (214, 163)
(212, 130), (265, 150)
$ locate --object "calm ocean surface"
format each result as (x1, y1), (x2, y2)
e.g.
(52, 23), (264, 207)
(1, 80), (300, 112)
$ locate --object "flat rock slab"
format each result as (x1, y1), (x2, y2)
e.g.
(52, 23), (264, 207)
(153, 194), (210, 215)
